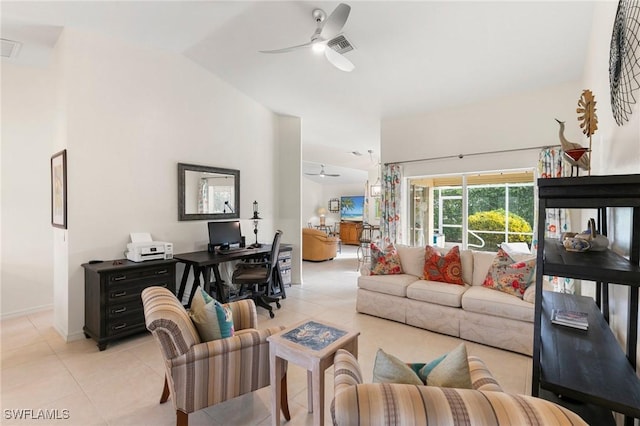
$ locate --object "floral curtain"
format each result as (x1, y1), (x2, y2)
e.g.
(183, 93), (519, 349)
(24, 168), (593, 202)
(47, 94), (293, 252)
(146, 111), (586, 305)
(536, 148), (575, 293)
(381, 164), (403, 244)
(197, 178), (208, 214)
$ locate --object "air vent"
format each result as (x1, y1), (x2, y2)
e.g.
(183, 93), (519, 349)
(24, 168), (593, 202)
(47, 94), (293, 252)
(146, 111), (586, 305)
(1, 38), (21, 59)
(327, 35), (354, 55)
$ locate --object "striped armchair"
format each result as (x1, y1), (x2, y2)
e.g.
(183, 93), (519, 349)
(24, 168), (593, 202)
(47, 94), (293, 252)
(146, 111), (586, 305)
(332, 349), (587, 426)
(141, 286), (289, 426)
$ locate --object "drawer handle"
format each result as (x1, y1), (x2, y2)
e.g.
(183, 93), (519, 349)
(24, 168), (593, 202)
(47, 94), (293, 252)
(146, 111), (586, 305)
(112, 307), (127, 314)
(113, 275), (127, 281)
(112, 291), (127, 297)
(155, 269), (168, 275)
(113, 323), (127, 330)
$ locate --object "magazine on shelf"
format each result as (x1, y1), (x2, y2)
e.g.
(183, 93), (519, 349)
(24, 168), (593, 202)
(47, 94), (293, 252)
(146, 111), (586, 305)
(551, 309), (588, 330)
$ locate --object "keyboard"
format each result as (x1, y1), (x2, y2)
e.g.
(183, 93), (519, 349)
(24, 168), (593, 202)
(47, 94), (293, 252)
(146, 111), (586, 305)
(217, 247), (247, 255)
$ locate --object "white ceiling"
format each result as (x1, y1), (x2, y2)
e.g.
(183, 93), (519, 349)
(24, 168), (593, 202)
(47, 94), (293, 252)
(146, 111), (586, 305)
(1, 1), (595, 183)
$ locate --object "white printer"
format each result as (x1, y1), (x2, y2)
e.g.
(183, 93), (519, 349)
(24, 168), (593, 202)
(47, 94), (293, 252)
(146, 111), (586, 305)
(125, 233), (173, 262)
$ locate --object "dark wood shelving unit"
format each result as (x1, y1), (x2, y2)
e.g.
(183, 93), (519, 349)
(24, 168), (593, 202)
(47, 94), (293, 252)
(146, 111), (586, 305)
(533, 174), (640, 425)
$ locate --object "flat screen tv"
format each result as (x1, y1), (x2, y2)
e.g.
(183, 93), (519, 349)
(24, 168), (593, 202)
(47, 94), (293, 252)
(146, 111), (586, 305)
(340, 195), (365, 221)
(208, 220), (242, 248)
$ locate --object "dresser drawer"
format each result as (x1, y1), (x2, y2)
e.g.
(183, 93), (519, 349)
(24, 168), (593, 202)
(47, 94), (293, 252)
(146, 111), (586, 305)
(106, 266), (172, 286)
(107, 299), (144, 319)
(106, 317), (146, 336)
(107, 279), (171, 303)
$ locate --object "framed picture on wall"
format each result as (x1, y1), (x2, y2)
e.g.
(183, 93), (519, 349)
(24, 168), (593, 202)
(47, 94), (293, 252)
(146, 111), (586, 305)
(329, 198), (340, 213)
(51, 149), (67, 229)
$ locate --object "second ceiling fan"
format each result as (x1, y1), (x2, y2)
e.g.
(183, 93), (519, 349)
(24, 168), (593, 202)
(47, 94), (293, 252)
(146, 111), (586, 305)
(305, 164), (340, 178)
(260, 3), (355, 72)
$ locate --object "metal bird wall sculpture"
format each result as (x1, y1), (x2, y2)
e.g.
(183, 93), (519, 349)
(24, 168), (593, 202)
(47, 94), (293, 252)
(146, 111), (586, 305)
(555, 118), (590, 176)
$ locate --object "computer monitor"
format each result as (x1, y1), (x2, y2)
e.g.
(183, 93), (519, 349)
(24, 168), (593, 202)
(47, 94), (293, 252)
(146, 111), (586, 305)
(208, 220), (242, 249)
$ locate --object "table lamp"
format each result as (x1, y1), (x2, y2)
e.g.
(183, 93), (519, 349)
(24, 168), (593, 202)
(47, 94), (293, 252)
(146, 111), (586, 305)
(317, 207), (327, 226)
(251, 200), (262, 248)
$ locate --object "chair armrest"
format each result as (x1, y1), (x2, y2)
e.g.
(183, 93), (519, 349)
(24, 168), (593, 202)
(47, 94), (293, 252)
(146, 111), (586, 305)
(225, 298), (259, 331)
(167, 326), (286, 413)
(170, 326), (285, 366)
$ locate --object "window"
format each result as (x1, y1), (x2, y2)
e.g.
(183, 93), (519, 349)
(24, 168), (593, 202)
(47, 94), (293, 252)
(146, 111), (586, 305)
(409, 171), (534, 251)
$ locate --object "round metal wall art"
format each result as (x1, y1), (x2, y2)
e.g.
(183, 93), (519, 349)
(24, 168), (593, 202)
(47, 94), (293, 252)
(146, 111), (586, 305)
(609, 0), (640, 126)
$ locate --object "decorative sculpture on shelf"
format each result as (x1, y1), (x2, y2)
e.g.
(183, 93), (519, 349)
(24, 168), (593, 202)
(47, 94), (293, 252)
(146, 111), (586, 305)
(577, 89), (598, 176)
(555, 119), (590, 177)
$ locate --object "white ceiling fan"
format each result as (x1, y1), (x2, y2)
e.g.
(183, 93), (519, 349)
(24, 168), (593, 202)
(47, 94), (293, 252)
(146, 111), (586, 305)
(260, 3), (355, 72)
(305, 164), (340, 178)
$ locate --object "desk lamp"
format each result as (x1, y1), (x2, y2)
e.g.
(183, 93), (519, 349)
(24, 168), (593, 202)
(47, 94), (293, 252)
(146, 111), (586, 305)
(251, 200), (262, 248)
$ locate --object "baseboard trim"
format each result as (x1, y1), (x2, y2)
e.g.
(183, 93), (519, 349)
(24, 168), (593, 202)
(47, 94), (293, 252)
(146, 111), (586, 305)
(0, 303), (53, 320)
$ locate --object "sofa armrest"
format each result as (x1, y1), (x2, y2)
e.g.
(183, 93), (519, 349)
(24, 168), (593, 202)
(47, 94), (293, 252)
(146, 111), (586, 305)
(468, 355), (503, 392)
(332, 384), (587, 426)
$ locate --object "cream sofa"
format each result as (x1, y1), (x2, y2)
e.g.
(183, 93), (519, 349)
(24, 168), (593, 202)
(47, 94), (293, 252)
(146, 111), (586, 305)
(332, 349), (586, 426)
(357, 245), (540, 355)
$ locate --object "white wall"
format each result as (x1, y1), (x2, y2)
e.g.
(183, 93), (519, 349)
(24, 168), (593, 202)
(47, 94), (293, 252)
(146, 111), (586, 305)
(382, 80), (585, 176)
(276, 115), (303, 284)
(1, 63), (56, 316)
(2, 28), (301, 339)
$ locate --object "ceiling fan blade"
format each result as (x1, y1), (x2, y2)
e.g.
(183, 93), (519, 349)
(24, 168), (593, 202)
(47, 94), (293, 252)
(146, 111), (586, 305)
(324, 47), (355, 72)
(324, 173), (341, 177)
(260, 41), (313, 54)
(320, 3), (351, 40)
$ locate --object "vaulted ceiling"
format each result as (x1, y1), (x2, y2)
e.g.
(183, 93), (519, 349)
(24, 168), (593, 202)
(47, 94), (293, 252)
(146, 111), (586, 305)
(2, 1), (595, 183)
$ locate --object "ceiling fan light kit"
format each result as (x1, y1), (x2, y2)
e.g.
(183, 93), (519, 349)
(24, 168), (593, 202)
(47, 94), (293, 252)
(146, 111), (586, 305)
(259, 3), (355, 72)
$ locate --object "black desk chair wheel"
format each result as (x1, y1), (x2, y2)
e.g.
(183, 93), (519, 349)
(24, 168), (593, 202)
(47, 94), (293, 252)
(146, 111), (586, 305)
(232, 230), (283, 318)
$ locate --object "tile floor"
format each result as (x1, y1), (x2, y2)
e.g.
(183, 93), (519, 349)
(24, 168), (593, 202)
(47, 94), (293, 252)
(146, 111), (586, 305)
(1, 246), (531, 425)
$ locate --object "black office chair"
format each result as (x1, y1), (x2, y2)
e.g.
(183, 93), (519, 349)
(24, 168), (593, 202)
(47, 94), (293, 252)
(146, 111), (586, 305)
(232, 230), (283, 318)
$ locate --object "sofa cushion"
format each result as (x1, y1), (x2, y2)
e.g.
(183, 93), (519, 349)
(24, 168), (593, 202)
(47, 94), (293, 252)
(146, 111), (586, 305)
(407, 280), (469, 308)
(423, 245), (464, 285)
(357, 274), (417, 297)
(483, 249), (536, 299)
(372, 349), (423, 385)
(462, 286), (534, 322)
(472, 250), (498, 286)
(370, 243), (403, 275)
(395, 245), (425, 277)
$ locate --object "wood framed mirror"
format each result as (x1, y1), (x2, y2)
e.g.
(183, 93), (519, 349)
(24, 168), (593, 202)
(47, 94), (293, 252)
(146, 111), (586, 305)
(178, 163), (240, 221)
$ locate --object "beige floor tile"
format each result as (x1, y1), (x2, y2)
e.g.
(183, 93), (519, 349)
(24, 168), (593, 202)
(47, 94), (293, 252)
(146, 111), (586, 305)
(1, 368), (81, 410)
(82, 363), (164, 422)
(1, 341), (57, 369)
(1, 391), (107, 426)
(1, 354), (70, 391)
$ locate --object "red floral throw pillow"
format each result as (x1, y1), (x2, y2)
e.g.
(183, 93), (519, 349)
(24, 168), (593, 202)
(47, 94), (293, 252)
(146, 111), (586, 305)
(482, 248), (536, 299)
(370, 243), (403, 275)
(422, 245), (464, 285)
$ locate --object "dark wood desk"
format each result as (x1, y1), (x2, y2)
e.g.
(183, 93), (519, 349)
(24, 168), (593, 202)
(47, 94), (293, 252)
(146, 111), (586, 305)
(175, 245), (291, 306)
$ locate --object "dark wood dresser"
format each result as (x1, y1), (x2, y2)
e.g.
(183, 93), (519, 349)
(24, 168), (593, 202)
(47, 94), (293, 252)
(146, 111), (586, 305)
(82, 258), (176, 350)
